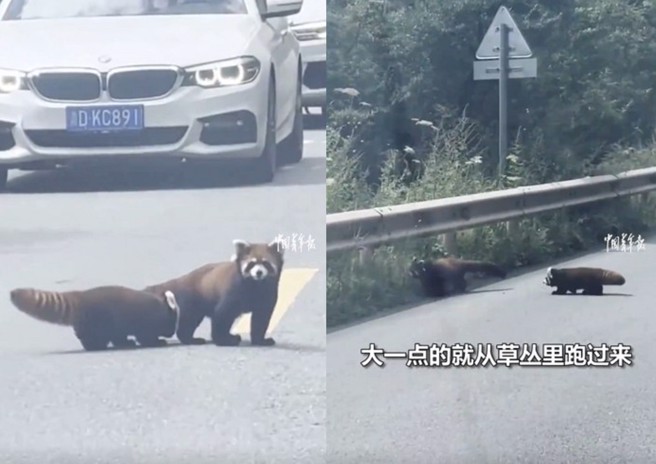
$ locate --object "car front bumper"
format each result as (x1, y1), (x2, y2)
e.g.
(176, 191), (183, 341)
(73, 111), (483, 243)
(300, 39), (326, 107)
(0, 74), (269, 169)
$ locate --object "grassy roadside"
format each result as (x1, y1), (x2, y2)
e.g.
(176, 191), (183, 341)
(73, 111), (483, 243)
(326, 112), (656, 328)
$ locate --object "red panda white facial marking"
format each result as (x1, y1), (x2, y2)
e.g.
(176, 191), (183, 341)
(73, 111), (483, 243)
(231, 239), (284, 281)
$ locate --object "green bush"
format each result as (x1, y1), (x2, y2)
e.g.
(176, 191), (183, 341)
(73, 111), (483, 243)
(326, 108), (656, 327)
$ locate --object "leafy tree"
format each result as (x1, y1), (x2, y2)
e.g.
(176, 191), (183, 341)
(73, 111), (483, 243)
(328, 0), (656, 183)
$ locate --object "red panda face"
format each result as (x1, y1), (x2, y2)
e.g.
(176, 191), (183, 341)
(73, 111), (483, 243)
(543, 267), (559, 286)
(232, 239), (285, 281)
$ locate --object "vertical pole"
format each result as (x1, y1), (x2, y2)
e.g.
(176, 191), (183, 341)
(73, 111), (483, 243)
(498, 23), (509, 179)
(358, 246), (373, 266)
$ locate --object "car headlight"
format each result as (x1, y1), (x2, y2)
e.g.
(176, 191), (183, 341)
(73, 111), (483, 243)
(0, 68), (26, 94)
(184, 56), (260, 89)
(290, 21), (326, 41)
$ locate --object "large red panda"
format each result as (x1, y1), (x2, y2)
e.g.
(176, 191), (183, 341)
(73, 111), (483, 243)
(409, 256), (507, 297)
(143, 239), (284, 346)
(9, 286), (180, 351)
(543, 267), (626, 295)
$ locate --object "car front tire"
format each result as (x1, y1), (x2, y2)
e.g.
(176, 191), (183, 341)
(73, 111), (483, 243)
(250, 76), (277, 184)
(278, 68), (304, 165)
(0, 168), (7, 192)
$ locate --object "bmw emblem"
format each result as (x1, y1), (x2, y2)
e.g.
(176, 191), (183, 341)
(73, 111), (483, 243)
(98, 55), (112, 64)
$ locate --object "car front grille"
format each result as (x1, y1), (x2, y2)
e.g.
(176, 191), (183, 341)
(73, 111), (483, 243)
(28, 67), (181, 102)
(107, 68), (180, 100)
(24, 127), (188, 148)
(30, 71), (101, 101)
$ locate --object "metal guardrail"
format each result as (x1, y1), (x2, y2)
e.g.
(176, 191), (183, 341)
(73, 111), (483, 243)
(326, 167), (656, 253)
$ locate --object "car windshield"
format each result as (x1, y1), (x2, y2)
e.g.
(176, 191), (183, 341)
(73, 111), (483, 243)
(3, 0), (247, 20)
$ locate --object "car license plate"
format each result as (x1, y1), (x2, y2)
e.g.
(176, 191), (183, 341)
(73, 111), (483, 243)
(66, 105), (144, 132)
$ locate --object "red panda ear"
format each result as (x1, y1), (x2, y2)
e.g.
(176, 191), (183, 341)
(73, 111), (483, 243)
(232, 239), (251, 258)
(268, 239), (285, 256)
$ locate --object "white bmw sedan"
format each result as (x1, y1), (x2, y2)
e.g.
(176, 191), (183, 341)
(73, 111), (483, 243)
(0, 0), (305, 190)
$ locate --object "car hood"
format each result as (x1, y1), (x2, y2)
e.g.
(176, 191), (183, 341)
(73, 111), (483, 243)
(0, 15), (260, 71)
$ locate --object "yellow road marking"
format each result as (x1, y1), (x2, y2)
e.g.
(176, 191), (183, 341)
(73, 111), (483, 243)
(233, 267), (318, 335)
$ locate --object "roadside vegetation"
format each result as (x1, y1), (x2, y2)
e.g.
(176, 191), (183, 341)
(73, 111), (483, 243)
(327, 0), (656, 327)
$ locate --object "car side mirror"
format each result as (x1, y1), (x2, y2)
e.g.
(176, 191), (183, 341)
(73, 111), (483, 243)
(261, 0), (302, 19)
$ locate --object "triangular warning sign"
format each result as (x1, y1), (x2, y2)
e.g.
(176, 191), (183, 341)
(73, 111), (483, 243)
(476, 6), (532, 60)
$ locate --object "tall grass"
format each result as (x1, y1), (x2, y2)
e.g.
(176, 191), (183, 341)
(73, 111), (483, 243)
(327, 106), (656, 328)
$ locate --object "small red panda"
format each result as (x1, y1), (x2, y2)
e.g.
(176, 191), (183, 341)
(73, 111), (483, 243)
(143, 239), (284, 346)
(9, 286), (180, 351)
(409, 256), (507, 297)
(543, 267), (625, 295)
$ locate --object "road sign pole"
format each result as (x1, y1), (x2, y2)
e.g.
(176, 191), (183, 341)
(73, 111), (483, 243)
(475, 6), (536, 178)
(498, 22), (509, 179)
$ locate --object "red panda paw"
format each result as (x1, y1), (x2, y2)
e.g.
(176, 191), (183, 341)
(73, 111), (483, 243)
(252, 337), (276, 347)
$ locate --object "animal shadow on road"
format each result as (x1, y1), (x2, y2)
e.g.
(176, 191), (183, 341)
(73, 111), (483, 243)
(45, 341), (184, 355)
(436, 287), (512, 299)
(5, 115), (326, 194)
(549, 292), (633, 297)
(45, 339), (324, 355)
(465, 288), (512, 294)
(237, 341), (325, 353)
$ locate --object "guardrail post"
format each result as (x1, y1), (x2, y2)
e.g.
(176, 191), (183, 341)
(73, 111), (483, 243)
(358, 246), (373, 266)
(507, 219), (519, 236)
(443, 232), (457, 256)
(640, 192), (650, 204)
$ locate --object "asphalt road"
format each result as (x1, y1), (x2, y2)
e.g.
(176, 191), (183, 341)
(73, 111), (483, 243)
(328, 239), (656, 463)
(0, 115), (326, 464)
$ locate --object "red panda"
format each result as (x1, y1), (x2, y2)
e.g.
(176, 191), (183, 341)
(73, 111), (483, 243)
(9, 286), (180, 351)
(143, 239), (284, 346)
(409, 256), (507, 297)
(543, 267), (626, 295)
